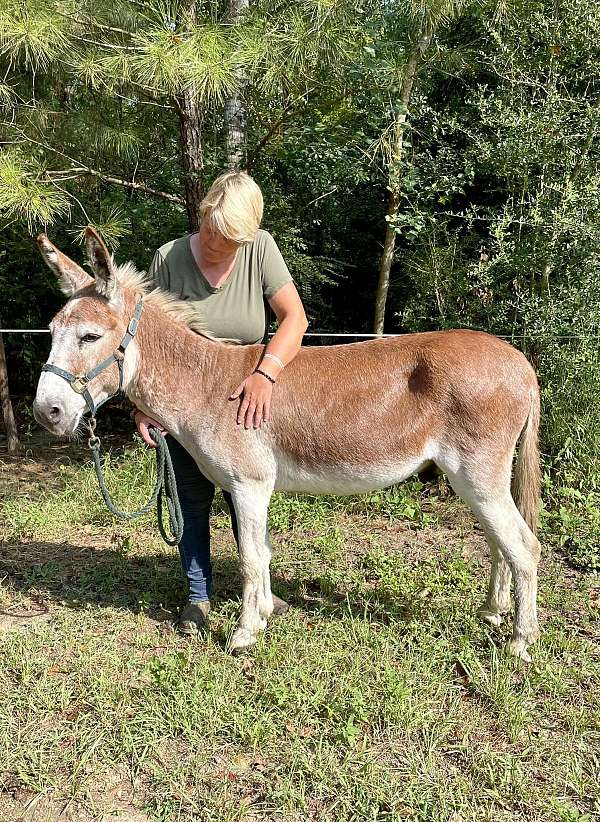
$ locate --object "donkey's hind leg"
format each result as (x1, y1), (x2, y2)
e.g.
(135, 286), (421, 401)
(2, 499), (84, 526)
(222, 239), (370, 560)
(442, 461), (540, 661)
(228, 482), (274, 654)
(478, 543), (512, 627)
(259, 528), (291, 615)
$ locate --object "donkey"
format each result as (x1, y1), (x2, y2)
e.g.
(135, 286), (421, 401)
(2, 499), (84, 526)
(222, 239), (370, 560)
(33, 228), (542, 661)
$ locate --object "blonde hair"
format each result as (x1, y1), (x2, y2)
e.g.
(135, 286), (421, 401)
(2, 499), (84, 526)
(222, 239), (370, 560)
(199, 170), (264, 244)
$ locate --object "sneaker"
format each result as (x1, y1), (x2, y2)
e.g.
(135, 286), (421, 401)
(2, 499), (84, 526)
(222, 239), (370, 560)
(178, 601), (210, 635)
(272, 594), (290, 616)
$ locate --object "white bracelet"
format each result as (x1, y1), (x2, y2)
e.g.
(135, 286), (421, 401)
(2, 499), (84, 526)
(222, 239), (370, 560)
(263, 352), (285, 370)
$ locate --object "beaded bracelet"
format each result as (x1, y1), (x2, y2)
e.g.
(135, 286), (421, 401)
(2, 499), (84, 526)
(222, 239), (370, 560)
(254, 368), (276, 384)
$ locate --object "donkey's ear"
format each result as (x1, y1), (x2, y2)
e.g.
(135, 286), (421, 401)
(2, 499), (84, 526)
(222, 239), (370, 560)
(84, 226), (117, 300)
(36, 234), (94, 297)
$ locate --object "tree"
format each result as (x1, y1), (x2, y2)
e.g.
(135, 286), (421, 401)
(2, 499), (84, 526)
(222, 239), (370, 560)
(176, 0), (206, 229)
(0, 0), (367, 378)
(0, 0), (364, 227)
(224, 0), (250, 169)
(370, 0), (469, 335)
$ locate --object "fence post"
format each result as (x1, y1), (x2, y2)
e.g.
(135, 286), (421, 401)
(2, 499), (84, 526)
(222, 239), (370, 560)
(0, 317), (20, 455)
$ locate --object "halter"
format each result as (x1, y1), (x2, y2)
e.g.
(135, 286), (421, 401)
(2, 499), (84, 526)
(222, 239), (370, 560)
(42, 299), (143, 418)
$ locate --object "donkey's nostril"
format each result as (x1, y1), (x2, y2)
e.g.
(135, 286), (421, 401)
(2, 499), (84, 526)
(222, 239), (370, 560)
(33, 399), (63, 430)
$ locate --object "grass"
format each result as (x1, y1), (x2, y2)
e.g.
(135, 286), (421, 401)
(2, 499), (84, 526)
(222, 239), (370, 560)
(0, 439), (599, 822)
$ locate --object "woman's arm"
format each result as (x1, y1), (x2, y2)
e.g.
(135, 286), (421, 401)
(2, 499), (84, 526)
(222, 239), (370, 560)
(262, 281), (309, 372)
(230, 281), (308, 429)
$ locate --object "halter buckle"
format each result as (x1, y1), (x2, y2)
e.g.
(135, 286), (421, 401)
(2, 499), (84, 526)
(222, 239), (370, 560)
(70, 375), (89, 394)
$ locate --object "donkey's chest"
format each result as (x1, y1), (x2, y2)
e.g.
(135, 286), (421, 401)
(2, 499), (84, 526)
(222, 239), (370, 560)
(179, 427), (276, 490)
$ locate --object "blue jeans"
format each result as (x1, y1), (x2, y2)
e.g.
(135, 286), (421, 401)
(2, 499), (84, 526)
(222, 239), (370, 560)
(166, 436), (239, 603)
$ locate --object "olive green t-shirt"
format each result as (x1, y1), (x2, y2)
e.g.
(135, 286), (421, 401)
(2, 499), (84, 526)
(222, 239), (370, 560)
(147, 229), (293, 344)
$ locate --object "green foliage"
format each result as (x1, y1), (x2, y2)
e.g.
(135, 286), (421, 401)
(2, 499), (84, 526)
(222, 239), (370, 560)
(0, 0), (71, 69)
(544, 487), (600, 571)
(0, 150), (70, 229)
(69, 205), (131, 250)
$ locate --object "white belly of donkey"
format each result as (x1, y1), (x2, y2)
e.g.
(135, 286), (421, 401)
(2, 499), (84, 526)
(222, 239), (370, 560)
(273, 449), (431, 495)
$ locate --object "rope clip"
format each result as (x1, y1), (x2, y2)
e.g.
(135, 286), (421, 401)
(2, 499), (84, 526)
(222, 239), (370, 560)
(87, 416), (100, 450)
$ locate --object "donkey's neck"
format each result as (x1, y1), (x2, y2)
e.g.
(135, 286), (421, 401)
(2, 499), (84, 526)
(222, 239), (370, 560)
(126, 301), (259, 440)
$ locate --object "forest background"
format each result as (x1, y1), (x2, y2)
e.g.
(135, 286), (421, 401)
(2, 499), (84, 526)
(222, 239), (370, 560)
(1, 0), (599, 568)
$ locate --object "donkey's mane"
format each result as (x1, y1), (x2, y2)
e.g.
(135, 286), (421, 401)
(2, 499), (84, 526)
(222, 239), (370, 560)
(114, 260), (211, 338)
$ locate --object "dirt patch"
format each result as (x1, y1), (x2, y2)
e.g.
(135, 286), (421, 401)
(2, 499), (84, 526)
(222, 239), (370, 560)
(0, 793), (151, 822)
(0, 427), (135, 498)
(0, 605), (52, 632)
(1, 766), (152, 822)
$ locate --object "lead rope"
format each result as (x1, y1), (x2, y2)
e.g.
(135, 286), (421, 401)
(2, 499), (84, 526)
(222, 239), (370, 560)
(86, 417), (184, 546)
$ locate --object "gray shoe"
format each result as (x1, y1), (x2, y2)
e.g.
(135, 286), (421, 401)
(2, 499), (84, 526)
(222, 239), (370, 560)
(178, 601), (210, 635)
(272, 595), (290, 616)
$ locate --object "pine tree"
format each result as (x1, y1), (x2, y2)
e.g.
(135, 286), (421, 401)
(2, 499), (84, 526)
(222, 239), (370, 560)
(0, 0), (364, 232)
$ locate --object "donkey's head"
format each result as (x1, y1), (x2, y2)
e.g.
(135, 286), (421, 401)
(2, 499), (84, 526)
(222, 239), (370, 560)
(33, 227), (140, 436)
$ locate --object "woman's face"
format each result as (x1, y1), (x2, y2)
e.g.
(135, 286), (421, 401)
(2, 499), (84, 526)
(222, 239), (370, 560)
(199, 220), (240, 260)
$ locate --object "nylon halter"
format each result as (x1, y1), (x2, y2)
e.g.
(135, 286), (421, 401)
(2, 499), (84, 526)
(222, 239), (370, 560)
(42, 299), (143, 418)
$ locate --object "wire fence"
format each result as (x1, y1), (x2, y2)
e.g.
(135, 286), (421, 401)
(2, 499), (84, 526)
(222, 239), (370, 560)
(2, 329), (600, 341)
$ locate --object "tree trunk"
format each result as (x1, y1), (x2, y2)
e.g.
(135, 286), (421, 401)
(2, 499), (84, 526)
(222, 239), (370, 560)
(176, 0), (204, 231)
(373, 29), (433, 335)
(224, 0), (249, 169)
(0, 329), (20, 455)
(177, 86), (204, 230)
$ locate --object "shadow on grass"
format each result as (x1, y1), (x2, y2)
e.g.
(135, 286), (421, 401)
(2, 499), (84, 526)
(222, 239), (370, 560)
(0, 538), (421, 628)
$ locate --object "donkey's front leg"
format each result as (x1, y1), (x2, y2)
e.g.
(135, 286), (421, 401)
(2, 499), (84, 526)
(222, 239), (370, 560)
(228, 483), (273, 654)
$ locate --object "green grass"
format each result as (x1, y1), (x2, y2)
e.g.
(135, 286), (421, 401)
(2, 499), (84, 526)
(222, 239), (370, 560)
(0, 441), (599, 821)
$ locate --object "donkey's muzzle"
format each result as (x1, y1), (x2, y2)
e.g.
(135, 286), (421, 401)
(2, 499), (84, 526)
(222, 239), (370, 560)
(33, 398), (65, 432)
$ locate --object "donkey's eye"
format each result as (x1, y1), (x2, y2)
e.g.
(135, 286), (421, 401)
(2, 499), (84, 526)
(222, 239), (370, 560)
(81, 333), (101, 344)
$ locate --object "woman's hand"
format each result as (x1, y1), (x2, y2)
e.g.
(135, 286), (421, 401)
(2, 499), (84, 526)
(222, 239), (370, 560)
(230, 372), (273, 429)
(134, 410), (168, 448)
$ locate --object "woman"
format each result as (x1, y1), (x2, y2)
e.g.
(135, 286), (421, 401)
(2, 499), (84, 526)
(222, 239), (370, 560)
(133, 171), (308, 634)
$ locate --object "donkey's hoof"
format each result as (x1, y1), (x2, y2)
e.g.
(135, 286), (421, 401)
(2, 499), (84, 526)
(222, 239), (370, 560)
(506, 639), (532, 663)
(478, 607), (504, 628)
(229, 627), (259, 655)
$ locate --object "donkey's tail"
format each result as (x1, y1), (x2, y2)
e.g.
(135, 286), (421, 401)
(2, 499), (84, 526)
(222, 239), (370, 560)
(511, 386), (542, 534)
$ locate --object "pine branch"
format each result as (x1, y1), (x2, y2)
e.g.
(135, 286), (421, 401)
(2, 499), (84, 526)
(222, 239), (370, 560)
(54, 10), (135, 38)
(71, 35), (143, 51)
(112, 90), (174, 109)
(3, 126), (184, 205)
(84, 168), (183, 202)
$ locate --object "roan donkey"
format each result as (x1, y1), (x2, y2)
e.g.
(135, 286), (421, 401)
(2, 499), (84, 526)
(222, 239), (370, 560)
(33, 228), (542, 661)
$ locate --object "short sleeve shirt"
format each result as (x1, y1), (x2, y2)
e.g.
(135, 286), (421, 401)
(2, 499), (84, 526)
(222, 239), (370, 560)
(147, 229), (293, 344)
